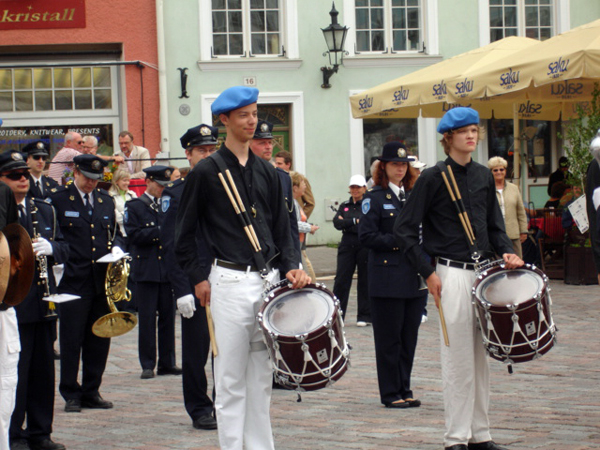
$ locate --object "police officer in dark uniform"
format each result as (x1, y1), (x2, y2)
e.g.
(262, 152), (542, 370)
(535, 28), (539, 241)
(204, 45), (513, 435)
(358, 141), (427, 409)
(249, 120), (301, 264)
(50, 154), (123, 413)
(160, 124), (218, 430)
(23, 141), (59, 200)
(125, 166), (181, 380)
(332, 174), (370, 325)
(1, 151), (68, 450)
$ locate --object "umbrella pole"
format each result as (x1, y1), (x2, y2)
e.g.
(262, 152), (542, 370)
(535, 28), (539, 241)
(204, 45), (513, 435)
(513, 103), (521, 181)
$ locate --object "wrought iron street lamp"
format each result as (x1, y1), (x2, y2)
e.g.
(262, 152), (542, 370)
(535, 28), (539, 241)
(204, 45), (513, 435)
(320, 2), (348, 89)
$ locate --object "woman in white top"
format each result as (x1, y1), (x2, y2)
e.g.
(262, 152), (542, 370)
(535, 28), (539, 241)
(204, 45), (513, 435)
(108, 169), (137, 237)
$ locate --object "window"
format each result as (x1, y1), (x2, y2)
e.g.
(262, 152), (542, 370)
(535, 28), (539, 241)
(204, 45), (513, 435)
(355, 0), (422, 53)
(489, 0), (553, 42)
(0, 66), (112, 113)
(212, 0), (283, 57)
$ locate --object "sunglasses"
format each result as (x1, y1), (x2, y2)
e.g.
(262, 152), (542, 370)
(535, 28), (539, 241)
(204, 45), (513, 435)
(492, 168), (505, 173)
(3, 172), (28, 181)
(32, 155), (47, 161)
(77, 141), (84, 144)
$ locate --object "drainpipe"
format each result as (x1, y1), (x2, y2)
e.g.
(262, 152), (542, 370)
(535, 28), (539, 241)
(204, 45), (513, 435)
(156, 0), (170, 160)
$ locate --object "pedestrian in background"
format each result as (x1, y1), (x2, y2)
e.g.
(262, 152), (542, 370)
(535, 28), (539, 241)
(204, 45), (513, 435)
(291, 171), (319, 281)
(332, 174), (370, 326)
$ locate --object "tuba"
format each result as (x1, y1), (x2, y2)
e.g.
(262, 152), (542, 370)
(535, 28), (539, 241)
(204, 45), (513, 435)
(92, 256), (137, 338)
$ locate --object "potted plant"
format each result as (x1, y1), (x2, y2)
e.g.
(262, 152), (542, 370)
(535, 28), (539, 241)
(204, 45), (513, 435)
(561, 83), (600, 285)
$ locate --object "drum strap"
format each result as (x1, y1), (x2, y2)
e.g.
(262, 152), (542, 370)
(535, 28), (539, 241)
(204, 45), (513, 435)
(210, 152), (270, 278)
(436, 161), (482, 263)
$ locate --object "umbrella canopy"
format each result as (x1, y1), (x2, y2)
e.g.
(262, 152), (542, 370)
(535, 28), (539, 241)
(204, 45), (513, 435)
(350, 36), (542, 119)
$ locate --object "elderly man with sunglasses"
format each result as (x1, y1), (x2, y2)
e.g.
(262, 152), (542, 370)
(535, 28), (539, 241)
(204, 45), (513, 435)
(23, 141), (60, 200)
(47, 132), (84, 185)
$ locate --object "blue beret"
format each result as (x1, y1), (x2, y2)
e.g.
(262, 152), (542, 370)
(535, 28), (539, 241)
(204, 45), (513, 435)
(143, 165), (173, 186)
(437, 107), (480, 134)
(73, 154), (108, 180)
(211, 86), (259, 116)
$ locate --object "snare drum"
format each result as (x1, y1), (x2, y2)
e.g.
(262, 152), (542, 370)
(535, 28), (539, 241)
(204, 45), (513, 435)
(472, 260), (556, 364)
(257, 281), (350, 391)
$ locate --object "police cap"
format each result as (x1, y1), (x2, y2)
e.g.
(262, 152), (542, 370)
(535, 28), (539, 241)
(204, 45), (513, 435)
(0, 151), (29, 173)
(180, 124), (218, 149)
(253, 120), (273, 140)
(211, 86), (259, 116)
(22, 141), (49, 157)
(143, 165), (173, 187)
(73, 154), (107, 180)
(378, 142), (412, 163)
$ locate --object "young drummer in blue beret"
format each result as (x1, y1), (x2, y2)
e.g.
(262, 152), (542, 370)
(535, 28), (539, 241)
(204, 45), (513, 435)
(175, 86), (309, 450)
(394, 107), (523, 450)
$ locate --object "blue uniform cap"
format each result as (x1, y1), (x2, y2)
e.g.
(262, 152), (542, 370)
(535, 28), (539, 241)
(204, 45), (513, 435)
(437, 107), (480, 134)
(143, 165), (173, 187)
(22, 141), (49, 157)
(377, 142), (412, 163)
(180, 124), (218, 149)
(253, 120), (273, 140)
(73, 154), (108, 180)
(0, 150), (28, 173)
(211, 86), (259, 116)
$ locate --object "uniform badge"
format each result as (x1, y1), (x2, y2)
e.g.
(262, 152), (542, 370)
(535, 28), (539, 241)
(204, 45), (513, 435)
(124, 210), (129, 223)
(386, 194), (392, 199)
(91, 160), (102, 171)
(165, 169), (172, 179)
(98, 197), (103, 203)
(69, 195), (75, 201)
(383, 204), (395, 210)
(362, 198), (371, 214)
(11, 152), (23, 161)
(200, 126), (211, 136)
(398, 148), (406, 158)
(161, 196), (171, 212)
(261, 122), (269, 133)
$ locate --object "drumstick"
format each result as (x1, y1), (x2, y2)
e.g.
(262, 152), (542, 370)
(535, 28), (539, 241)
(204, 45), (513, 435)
(205, 304), (218, 357)
(438, 301), (450, 347)
(217, 172), (260, 252)
(447, 166), (476, 243)
(225, 170), (262, 251)
(441, 172), (474, 246)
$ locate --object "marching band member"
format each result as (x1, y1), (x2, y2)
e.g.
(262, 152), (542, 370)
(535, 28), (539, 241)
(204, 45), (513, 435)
(160, 124), (218, 430)
(1, 151), (68, 450)
(23, 142), (59, 200)
(175, 86), (308, 450)
(358, 143), (427, 409)
(50, 154), (124, 413)
(125, 166), (181, 380)
(395, 108), (523, 450)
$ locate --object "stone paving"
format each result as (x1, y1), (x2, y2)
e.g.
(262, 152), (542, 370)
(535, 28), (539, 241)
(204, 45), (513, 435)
(49, 246), (600, 450)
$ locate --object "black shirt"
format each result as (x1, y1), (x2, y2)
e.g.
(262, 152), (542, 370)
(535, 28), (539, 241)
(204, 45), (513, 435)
(175, 144), (297, 285)
(394, 156), (513, 279)
(333, 197), (363, 243)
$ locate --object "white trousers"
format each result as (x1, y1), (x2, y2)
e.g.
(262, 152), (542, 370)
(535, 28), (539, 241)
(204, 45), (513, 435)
(209, 264), (279, 450)
(0, 309), (20, 450)
(437, 264), (492, 447)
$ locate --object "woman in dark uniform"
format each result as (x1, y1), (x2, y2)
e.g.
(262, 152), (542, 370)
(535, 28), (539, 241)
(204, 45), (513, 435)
(332, 174), (370, 326)
(358, 141), (427, 409)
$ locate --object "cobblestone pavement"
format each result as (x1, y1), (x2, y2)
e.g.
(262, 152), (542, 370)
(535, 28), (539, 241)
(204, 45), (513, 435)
(50, 246), (600, 450)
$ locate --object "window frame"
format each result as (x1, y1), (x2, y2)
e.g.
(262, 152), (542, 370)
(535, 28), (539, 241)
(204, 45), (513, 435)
(199, 0), (299, 62)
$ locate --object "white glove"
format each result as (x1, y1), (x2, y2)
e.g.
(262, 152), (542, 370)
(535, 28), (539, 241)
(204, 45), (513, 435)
(111, 246), (125, 259)
(32, 237), (53, 256)
(177, 294), (196, 319)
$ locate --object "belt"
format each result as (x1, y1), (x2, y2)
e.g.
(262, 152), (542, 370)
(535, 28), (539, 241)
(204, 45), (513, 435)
(437, 257), (476, 271)
(214, 259), (273, 273)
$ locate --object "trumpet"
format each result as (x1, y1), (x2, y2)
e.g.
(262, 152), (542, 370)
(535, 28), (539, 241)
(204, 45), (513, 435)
(92, 256), (137, 338)
(30, 198), (55, 317)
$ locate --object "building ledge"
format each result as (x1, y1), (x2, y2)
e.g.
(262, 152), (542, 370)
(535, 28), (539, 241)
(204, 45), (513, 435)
(197, 59), (303, 72)
(343, 54), (443, 69)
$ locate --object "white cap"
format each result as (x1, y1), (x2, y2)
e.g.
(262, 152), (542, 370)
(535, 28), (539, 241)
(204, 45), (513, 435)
(409, 156), (427, 170)
(348, 174), (367, 187)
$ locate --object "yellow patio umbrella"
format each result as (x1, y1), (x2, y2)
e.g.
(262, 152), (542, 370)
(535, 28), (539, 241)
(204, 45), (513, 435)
(350, 36), (541, 120)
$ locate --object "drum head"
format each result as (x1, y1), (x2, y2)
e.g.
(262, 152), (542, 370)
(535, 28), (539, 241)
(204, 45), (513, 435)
(478, 268), (543, 307)
(263, 287), (334, 336)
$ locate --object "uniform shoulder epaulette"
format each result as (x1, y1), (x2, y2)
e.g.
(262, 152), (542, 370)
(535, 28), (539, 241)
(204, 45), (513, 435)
(369, 185), (383, 192)
(33, 197), (51, 206)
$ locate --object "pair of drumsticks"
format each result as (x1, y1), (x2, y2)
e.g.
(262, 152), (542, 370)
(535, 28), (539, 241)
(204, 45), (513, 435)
(204, 168), (265, 357)
(436, 165), (478, 348)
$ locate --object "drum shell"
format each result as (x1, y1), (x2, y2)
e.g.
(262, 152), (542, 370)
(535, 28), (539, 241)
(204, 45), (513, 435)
(472, 263), (556, 364)
(258, 283), (349, 391)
